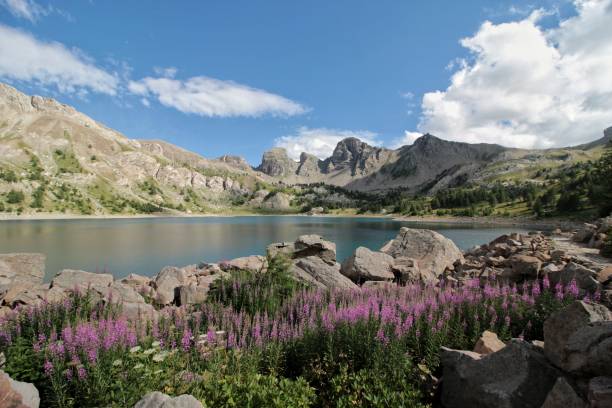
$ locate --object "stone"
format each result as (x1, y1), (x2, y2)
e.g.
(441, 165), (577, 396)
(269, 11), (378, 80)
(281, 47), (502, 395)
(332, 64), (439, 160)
(542, 263), (561, 275)
(508, 254), (542, 280)
(0, 369), (40, 408)
(549, 263), (600, 293)
(544, 301), (612, 376)
(261, 192), (292, 210)
(0, 253), (45, 288)
(597, 266), (612, 285)
(440, 341), (560, 408)
(361, 281), (396, 289)
(551, 250), (567, 262)
(51, 269), (113, 293)
(381, 228), (463, 278)
(134, 391), (202, 408)
(107, 281), (146, 304)
(178, 284), (209, 306)
(541, 377), (587, 408)
(290, 256), (357, 290)
(266, 242), (296, 259)
(294, 235), (337, 264)
(154, 266), (197, 305)
(391, 257), (427, 283)
(573, 225), (596, 243)
(473, 331), (506, 355)
(121, 273), (151, 288)
(220, 256), (268, 273)
(588, 377), (612, 408)
(340, 247), (395, 283)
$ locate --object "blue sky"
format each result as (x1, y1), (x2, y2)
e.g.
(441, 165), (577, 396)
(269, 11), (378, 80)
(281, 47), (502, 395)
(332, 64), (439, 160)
(1, 0), (611, 164)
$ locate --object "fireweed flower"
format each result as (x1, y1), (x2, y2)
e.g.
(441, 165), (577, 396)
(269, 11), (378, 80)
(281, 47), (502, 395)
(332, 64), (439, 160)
(43, 360), (54, 376)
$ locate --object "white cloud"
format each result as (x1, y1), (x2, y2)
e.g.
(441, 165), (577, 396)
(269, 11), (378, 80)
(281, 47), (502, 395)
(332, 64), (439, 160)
(140, 97), (150, 107)
(1, 0), (71, 23)
(0, 24), (118, 95)
(128, 76), (306, 118)
(153, 66), (177, 78)
(411, 0), (612, 148)
(389, 131), (422, 149)
(275, 127), (382, 161)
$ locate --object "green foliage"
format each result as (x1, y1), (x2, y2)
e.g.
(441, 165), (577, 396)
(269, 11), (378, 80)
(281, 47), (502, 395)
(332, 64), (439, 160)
(53, 149), (83, 174)
(0, 168), (18, 182)
(6, 189), (25, 204)
(138, 178), (162, 196)
(28, 155), (44, 181)
(30, 184), (46, 208)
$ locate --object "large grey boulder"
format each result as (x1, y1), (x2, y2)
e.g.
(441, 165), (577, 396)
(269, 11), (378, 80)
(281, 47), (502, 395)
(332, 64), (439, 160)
(51, 269), (113, 293)
(261, 192), (292, 210)
(0, 253), (45, 289)
(294, 235), (337, 264)
(544, 301), (612, 376)
(178, 284), (209, 306)
(588, 377), (612, 407)
(548, 262), (601, 293)
(291, 256), (357, 290)
(541, 377), (587, 408)
(106, 281), (156, 320)
(134, 391), (202, 408)
(154, 266), (197, 305)
(473, 331), (506, 355)
(341, 247), (394, 283)
(381, 228), (463, 278)
(440, 341), (560, 408)
(391, 257), (426, 284)
(507, 254), (542, 280)
(0, 369), (40, 408)
(220, 256), (268, 273)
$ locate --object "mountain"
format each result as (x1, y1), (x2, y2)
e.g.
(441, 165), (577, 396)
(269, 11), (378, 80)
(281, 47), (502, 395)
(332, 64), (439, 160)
(0, 83), (269, 215)
(257, 130), (608, 193)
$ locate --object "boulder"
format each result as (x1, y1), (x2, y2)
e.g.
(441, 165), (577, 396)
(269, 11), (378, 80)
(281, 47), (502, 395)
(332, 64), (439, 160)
(0, 369), (40, 408)
(340, 247), (394, 283)
(597, 266), (612, 285)
(294, 235), (337, 264)
(588, 377), (612, 408)
(544, 301), (612, 376)
(507, 254), (542, 280)
(381, 228), (463, 278)
(473, 331), (506, 355)
(266, 242), (296, 259)
(361, 281), (396, 289)
(0, 253), (45, 288)
(391, 257), (426, 284)
(51, 269), (113, 293)
(441, 341), (560, 408)
(178, 284), (209, 306)
(541, 377), (587, 408)
(261, 192), (292, 210)
(220, 256), (268, 273)
(549, 263), (600, 293)
(290, 256), (357, 290)
(153, 266), (197, 305)
(573, 224), (596, 243)
(134, 391), (202, 408)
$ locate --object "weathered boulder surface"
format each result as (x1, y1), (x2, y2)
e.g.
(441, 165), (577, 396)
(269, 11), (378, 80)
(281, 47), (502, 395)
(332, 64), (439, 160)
(441, 341), (560, 408)
(548, 262), (601, 293)
(541, 377), (587, 408)
(340, 247), (394, 283)
(294, 235), (337, 264)
(588, 376), (612, 407)
(51, 269), (113, 292)
(506, 254), (542, 280)
(381, 228), (463, 278)
(179, 284), (209, 306)
(0, 253), (45, 289)
(291, 256), (357, 290)
(0, 369), (40, 408)
(544, 301), (612, 376)
(220, 256), (268, 273)
(391, 257), (425, 284)
(473, 331), (506, 355)
(153, 266), (197, 305)
(134, 391), (202, 408)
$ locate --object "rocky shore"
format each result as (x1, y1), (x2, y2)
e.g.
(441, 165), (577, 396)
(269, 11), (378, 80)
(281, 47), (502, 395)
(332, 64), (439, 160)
(0, 220), (611, 407)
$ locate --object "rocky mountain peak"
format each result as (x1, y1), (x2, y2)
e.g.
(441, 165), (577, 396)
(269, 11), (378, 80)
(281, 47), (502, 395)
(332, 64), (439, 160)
(257, 147), (298, 177)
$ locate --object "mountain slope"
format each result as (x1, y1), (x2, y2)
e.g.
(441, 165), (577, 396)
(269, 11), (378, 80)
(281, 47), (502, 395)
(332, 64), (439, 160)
(0, 83), (268, 215)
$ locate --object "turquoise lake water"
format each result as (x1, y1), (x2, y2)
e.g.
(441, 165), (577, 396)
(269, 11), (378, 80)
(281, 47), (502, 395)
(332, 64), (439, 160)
(0, 216), (529, 281)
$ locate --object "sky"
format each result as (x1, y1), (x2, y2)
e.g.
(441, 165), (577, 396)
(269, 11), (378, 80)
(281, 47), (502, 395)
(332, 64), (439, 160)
(0, 0), (611, 164)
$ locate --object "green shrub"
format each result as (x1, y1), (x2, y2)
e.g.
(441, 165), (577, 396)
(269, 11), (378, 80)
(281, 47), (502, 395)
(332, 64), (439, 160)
(0, 168), (18, 182)
(6, 189), (24, 204)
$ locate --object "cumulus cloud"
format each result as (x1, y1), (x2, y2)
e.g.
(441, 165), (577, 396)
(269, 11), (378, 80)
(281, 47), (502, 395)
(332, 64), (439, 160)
(0, 24), (118, 95)
(127, 76), (306, 118)
(1, 0), (71, 23)
(153, 66), (177, 78)
(411, 0), (612, 148)
(275, 127), (382, 161)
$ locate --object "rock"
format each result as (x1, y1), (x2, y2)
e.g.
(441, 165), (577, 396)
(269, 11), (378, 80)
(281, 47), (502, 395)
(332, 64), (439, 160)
(588, 377), (612, 408)
(341, 247), (395, 283)
(134, 391), (202, 408)
(473, 331), (506, 355)
(551, 250), (567, 262)
(290, 256), (357, 289)
(361, 281), (396, 289)
(573, 224), (596, 243)
(51, 269), (113, 293)
(542, 263), (561, 275)
(266, 242), (296, 259)
(0, 253), (45, 288)
(549, 262), (600, 293)
(381, 228), (463, 278)
(178, 284), (209, 306)
(121, 273), (151, 288)
(507, 254), (542, 280)
(107, 281), (146, 304)
(220, 256), (268, 273)
(391, 257), (427, 284)
(294, 235), (337, 264)
(308, 207), (324, 215)
(154, 266), (197, 305)
(261, 192), (292, 210)
(544, 301), (612, 376)
(597, 266), (612, 285)
(121, 302), (157, 320)
(0, 369), (40, 408)
(441, 341), (560, 408)
(541, 377), (587, 408)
